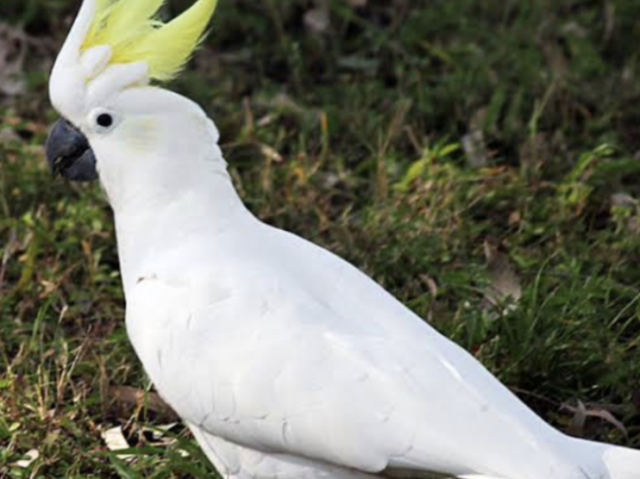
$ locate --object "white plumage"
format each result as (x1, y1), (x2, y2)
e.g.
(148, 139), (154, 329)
(47, 2), (640, 478)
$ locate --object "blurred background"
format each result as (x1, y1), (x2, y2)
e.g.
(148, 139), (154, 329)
(2, 0), (640, 477)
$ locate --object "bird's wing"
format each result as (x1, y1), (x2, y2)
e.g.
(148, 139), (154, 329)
(125, 225), (584, 479)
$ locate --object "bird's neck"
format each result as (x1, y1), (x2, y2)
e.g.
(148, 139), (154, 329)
(110, 166), (253, 295)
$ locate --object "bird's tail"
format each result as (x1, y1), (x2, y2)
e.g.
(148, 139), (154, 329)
(459, 475), (503, 479)
(459, 442), (640, 479)
(597, 442), (640, 479)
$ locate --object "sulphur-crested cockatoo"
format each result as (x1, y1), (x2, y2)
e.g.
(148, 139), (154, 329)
(45, 1), (639, 478)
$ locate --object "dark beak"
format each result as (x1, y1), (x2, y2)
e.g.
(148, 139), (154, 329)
(45, 118), (98, 182)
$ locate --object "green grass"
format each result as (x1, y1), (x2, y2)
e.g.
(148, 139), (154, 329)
(2, 0), (640, 477)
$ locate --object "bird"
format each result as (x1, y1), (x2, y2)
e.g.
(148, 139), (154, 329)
(45, 1), (640, 478)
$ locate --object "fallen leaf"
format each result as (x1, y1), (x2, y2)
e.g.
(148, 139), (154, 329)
(108, 386), (179, 423)
(101, 426), (135, 462)
(519, 132), (549, 170)
(566, 399), (587, 437)
(483, 239), (522, 313)
(420, 275), (440, 324)
(0, 127), (20, 144)
(260, 144), (283, 163)
(462, 130), (488, 168)
(139, 423), (181, 447)
(508, 211), (522, 226)
(420, 275), (438, 300)
(563, 400), (629, 439)
(14, 449), (39, 469)
(337, 55), (380, 72)
(611, 193), (638, 210)
(304, 1), (330, 34)
(610, 193), (640, 235)
(0, 23), (27, 96)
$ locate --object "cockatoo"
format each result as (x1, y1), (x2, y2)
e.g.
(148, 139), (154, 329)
(45, 1), (639, 478)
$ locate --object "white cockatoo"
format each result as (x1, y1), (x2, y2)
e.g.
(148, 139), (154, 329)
(45, 1), (640, 478)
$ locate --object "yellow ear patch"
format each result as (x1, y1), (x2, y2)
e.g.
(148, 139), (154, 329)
(83, 0), (219, 82)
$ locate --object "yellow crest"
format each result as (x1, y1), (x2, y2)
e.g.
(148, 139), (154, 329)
(83, 0), (219, 81)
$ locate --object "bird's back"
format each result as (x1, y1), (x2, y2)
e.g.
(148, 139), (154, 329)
(125, 218), (605, 479)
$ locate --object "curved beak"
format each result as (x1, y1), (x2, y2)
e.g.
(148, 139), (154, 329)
(45, 118), (98, 182)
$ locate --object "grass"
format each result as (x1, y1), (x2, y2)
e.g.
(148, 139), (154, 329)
(2, 0), (640, 477)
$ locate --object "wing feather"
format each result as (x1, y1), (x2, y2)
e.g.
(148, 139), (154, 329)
(125, 224), (589, 479)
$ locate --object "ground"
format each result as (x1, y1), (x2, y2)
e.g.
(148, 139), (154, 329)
(1, 1), (640, 478)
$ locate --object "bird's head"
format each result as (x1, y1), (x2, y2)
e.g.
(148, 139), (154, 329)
(46, 0), (222, 206)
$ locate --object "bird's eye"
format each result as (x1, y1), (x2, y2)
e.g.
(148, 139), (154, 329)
(97, 113), (113, 128)
(90, 110), (119, 134)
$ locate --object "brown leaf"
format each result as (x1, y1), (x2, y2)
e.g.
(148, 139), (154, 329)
(108, 386), (179, 423)
(566, 399), (587, 437)
(304, 2), (330, 34)
(483, 239), (522, 312)
(563, 400), (629, 439)
(519, 132), (549, 171)
(586, 409), (629, 439)
(420, 275), (439, 324)
(462, 130), (488, 168)
(0, 23), (27, 96)
(611, 193), (638, 210)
